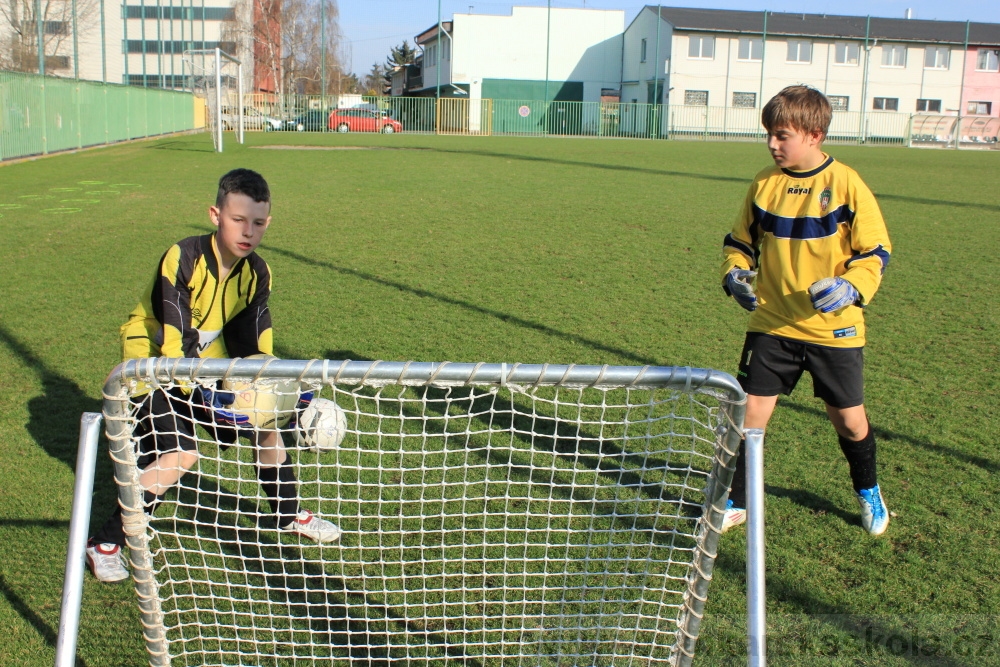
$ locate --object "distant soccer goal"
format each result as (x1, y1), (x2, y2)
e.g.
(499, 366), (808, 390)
(62, 358), (749, 667)
(183, 48), (244, 152)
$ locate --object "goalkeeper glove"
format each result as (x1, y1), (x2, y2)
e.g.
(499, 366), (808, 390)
(197, 387), (250, 426)
(808, 277), (860, 313)
(724, 268), (758, 312)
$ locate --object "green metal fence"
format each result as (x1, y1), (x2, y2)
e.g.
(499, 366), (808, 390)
(240, 93), (919, 146)
(0, 71), (195, 162)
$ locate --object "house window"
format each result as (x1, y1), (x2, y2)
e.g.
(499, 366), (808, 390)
(916, 99), (941, 113)
(834, 42), (859, 65)
(737, 37), (762, 61)
(688, 35), (715, 59)
(641, 38), (647, 63)
(424, 44), (437, 68)
(786, 40), (812, 63)
(442, 39), (450, 62)
(873, 97), (899, 111)
(881, 44), (906, 67)
(684, 90), (708, 105)
(924, 47), (949, 69)
(967, 100), (992, 115)
(732, 92), (756, 108)
(828, 95), (849, 111)
(976, 48), (1000, 72)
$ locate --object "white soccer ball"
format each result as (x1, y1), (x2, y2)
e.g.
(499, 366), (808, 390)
(295, 398), (348, 451)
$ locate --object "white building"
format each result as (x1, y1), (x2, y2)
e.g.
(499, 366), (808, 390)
(414, 6), (625, 104)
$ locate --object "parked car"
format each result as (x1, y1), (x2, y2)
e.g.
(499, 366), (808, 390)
(329, 108), (403, 133)
(284, 110), (329, 132)
(220, 106), (283, 131)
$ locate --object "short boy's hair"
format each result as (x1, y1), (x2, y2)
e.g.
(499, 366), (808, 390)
(216, 168), (270, 208)
(761, 85), (832, 136)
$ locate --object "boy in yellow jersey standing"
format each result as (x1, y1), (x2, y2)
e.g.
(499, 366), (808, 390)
(87, 169), (341, 583)
(721, 86), (892, 536)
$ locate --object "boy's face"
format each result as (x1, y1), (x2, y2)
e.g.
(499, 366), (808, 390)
(766, 125), (825, 172)
(209, 192), (272, 269)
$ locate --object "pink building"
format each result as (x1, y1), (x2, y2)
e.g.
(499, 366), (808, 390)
(961, 47), (1000, 118)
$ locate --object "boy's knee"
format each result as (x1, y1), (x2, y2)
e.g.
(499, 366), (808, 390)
(178, 449), (200, 470)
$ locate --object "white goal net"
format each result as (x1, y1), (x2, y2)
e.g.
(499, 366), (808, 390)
(183, 48), (243, 152)
(99, 358), (745, 667)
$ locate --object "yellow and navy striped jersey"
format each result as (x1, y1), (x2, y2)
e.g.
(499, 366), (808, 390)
(722, 155), (891, 348)
(121, 233), (274, 361)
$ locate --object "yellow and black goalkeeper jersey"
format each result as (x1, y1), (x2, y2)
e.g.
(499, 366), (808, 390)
(121, 233), (274, 361)
(722, 155), (891, 348)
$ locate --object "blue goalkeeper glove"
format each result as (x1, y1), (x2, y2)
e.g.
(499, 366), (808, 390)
(197, 387), (249, 426)
(808, 277), (860, 313)
(724, 268), (758, 312)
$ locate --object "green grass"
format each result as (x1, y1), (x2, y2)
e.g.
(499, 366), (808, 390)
(1, 130), (998, 666)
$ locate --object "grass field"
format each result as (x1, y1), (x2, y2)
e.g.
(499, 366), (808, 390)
(1, 130), (998, 666)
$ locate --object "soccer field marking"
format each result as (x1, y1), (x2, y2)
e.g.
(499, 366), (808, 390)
(109, 183), (143, 188)
(253, 145), (429, 151)
(0, 203), (25, 209)
(41, 207), (83, 214)
(85, 190), (120, 195)
(60, 198), (100, 204)
(77, 180), (105, 185)
(49, 187), (82, 192)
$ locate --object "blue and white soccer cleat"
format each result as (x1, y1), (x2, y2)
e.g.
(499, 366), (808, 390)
(857, 484), (889, 535)
(721, 499), (747, 533)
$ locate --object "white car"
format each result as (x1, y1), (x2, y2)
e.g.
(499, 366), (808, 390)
(221, 106), (283, 132)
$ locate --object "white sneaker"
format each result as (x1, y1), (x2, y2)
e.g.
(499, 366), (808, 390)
(281, 510), (341, 544)
(721, 499), (747, 533)
(86, 541), (130, 583)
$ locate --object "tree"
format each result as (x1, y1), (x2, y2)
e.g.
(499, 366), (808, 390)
(382, 39), (417, 93)
(360, 62), (386, 97)
(0, 0), (102, 73)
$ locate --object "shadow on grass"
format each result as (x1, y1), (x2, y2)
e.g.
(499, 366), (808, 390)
(0, 573), (88, 665)
(779, 400), (999, 474)
(256, 241), (661, 367)
(147, 139), (216, 153)
(764, 485), (859, 528)
(161, 473), (482, 666)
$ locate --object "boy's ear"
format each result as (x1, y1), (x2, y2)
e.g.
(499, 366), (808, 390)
(209, 205), (221, 228)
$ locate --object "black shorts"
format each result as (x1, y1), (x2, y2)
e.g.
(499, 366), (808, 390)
(736, 333), (865, 408)
(133, 388), (240, 469)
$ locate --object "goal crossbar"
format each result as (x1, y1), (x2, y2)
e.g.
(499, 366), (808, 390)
(61, 358), (755, 667)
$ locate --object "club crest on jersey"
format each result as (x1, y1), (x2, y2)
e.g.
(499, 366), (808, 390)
(819, 188), (832, 212)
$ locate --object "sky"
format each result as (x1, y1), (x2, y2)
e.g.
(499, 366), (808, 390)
(337, 0), (1000, 76)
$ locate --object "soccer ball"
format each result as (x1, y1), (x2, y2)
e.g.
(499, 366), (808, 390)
(295, 398), (348, 451)
(220, 355), (301, 430)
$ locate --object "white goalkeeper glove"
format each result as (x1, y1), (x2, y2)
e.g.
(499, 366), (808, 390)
(808, 277), (860, 313)
(724, 268), (758, 312)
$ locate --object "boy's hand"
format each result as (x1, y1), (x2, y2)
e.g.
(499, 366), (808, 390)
(725, 269), (758, 311)
(809, 277), (860, 313)
(197, 387), (250, 426)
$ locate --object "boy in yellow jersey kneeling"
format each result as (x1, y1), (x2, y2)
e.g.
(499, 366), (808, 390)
(721, 85), (892, 536)
(87, 169), (341, 583)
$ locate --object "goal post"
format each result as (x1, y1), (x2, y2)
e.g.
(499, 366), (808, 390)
(59, 358), (761, 667)
(183, 48), (244, 152)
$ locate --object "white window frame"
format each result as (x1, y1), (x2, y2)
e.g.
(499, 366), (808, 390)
(966, 100), (992, 115)
(640, 38), (647, 63)
(881, 44), (907, 68)
(834, 42), (859, 66)
(976, 48), (999, 72)
(872, 97), (899, 111)
(916, 99), (941, 113)
(786, 40), (812, 64)
(688, 35), (715, 60)
(828, 95), (849, 112)
(923, 46), (949, 70)
(737, 37), (762, 62)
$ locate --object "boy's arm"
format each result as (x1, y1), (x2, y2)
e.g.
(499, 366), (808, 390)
(841, 179), (891, 306)
(155, 244), (201, 357)
(223, 261), (274, 357)
(721, 186), (758, 282)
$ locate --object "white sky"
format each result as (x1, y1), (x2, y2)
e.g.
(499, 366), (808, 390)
(338, 0), (1000, 76)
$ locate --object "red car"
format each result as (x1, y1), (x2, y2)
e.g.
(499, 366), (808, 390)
(328, 108), (403, 133)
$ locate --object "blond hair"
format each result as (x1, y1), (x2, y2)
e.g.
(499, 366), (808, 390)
(761, 85), (832, 136)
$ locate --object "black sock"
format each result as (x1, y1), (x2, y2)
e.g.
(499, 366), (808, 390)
(728, 438), (747, 508)
(257, 461), (300, 527)
(91, 490), (165, 547)
(839, 427), (878, 492)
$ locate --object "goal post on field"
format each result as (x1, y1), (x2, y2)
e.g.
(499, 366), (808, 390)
(182, 48), (244, 153)
(57, 358), (766, 667)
